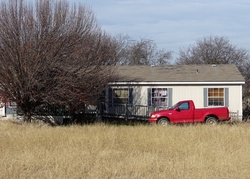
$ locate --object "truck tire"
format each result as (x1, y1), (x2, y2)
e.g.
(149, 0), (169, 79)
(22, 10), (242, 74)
(206, 117), (218, 125)
(157, 118), (170, 126)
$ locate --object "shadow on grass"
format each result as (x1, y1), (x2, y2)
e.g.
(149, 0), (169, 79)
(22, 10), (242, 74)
(11, 114), (248, 127)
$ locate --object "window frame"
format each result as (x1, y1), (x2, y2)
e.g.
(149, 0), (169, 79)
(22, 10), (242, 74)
(204, 88), (229, 107)
(148, 88), (169, 107)
(109, 88), (133, 106)
(112, 88), (129, 105)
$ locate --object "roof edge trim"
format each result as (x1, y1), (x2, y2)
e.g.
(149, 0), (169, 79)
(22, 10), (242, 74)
(109, 82), (245, 85)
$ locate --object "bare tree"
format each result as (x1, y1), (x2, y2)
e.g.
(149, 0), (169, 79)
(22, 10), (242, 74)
(115, 36), (172, 65)
(153, 49), (172, 65)
(241, 61), (250, 100)
(0, 0), (117, 121)
(176, 36), (248, 65)
(129, 39), (154, 65)
(175, 35), (250, 99)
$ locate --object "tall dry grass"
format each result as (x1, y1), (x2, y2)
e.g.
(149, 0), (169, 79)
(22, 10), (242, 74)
(1, 120), (250, 179)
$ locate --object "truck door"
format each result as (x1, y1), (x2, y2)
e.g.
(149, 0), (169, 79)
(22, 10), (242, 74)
(172, 102), (193, 123)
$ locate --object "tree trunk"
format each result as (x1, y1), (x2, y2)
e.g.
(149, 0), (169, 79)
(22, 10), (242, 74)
(23, 111), (32, 122)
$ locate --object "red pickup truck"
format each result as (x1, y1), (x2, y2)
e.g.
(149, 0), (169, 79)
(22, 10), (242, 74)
(149, 100), (231, 125)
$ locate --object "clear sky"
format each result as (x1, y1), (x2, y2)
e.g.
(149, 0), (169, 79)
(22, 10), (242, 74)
(73, 0), (250, 60)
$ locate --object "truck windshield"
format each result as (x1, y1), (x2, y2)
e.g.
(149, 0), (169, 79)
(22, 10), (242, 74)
(168, 102), (180, 110)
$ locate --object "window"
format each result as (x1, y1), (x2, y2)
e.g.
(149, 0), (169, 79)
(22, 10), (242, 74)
(113, 88), (129, 105)
(179, 102), (190, 110)
(108, 88), (133, 106)
(149, 88), (169, 107)
(207, 88), (225, 106)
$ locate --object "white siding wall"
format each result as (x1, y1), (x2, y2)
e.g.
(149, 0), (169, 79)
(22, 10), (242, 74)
(109, 84), (243, 115)
(0, 107), (5, 117)
(227, 85), (243, 115)
(172, 85), (242, 114)
(133, 86), (148, 106)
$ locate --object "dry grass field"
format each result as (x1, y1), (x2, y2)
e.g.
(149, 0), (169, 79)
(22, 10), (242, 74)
(1, 120), (250, 179)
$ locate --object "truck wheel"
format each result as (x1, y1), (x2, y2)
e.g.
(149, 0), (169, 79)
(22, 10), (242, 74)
(206, 117), (218, 125)
(157, 118), (170, 126)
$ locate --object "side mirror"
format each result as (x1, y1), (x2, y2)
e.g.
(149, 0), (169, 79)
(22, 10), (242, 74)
(175, 107), (180, 111)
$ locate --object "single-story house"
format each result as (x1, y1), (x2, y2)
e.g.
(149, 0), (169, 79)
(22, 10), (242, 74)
(0, 64), (245, 121)
(104, 64), (245, 120)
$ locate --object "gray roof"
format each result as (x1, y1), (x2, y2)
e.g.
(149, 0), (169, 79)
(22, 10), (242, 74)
(114, 64), (245, 82)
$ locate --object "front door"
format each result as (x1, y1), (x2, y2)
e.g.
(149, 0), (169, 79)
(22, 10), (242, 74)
(172, 102), (193, 123)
